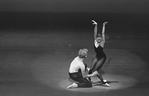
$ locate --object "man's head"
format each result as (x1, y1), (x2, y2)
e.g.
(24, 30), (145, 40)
(78, 48), (88, 58)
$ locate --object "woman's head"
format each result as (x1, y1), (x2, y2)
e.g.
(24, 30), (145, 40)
(96, 34), (102, 43)
(78, 48), (88, 58)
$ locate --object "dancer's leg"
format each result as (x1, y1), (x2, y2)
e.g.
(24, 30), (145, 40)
(68, 72), (92, 89)
(93, 58), (106, 83)
(88, 57), (105, 80)
(90, 70), (104, 83)
(88, 58), (98, 80)
(88, 58), (98, 77)
(75, 78), (92, 88)
(91, 58), (110, 86)
(95, 58), (106, 71)
(90, 70), (110, 87)
(89, 58), (98, 73)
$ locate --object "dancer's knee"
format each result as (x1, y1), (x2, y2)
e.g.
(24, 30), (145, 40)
(78, 82), (92, 88)
(85, 82), (92, 87)
(87, 83), (92, 87)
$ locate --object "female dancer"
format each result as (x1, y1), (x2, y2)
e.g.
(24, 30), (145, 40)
(88, 20), (110, 87)
(67, 48), (94, 89)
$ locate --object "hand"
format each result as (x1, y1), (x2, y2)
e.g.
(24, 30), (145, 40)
(91, 20), (97, 25)
(91, 71), (98, 76)
(87, 68), (90, 71)
(103, 21), (108, 25)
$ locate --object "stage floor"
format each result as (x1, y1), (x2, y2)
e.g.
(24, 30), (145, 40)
(0, 31), (149, 96)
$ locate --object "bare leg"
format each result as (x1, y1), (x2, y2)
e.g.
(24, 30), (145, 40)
(92, 58), (110, 86)
(95, 58), (106, 71)
(94, 58), (106, 83)
(88, 58), (98, 80)
(91, 71), (110, 87)
(89, 58), (98, 73)
(90, 71), (104, 83)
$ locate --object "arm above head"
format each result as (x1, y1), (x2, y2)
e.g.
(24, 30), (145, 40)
(91, 20), (98, 40)
(101, 21), (108, 41)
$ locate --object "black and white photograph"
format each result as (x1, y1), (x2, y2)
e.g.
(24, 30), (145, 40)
(0, 0), (149, 96)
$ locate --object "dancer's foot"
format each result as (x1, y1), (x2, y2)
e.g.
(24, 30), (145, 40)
(103, 82), (110, 87)
(103, 80), (108, 83)
(67, 83), (78, 89)
(102, 80), (110, 87)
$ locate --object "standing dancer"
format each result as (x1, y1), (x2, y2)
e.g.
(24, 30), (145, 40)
(88, 20), (110, 87)
(67, 48), (94, 89)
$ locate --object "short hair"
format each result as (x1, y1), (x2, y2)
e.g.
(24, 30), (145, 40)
(78, 48), (88, 58)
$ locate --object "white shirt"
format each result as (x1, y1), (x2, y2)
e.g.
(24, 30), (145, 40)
(69, 56), (85, 73)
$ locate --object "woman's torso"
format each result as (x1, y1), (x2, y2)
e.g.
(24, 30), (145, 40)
(94, 40), (106, 58)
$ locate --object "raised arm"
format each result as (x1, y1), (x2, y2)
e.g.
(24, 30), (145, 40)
(101, 21), (108, 41)
(91, 20), (98, 40)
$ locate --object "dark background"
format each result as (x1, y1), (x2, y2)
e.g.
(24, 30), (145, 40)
(0, 11), (149, 39)
(0, 0), (149, 96)
(0, 0), (149, 39)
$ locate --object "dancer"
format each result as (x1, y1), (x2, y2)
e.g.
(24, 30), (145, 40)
(67, 48), (94, 89)
(88, 20), (110, 87)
